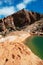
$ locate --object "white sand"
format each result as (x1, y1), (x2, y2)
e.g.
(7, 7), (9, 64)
(0, 32), (31, 43)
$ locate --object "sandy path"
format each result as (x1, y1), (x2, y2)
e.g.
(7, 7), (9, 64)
(0, 31), (31, 43)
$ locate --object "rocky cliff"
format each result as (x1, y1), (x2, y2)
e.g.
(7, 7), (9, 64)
(0, 9), (43, 35)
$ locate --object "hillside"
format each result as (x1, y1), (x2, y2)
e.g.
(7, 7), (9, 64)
(0, 9), (43, 35)
(0, 9), (43, 65)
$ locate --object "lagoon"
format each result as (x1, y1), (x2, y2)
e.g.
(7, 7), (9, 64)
(25, 36), (43, 59)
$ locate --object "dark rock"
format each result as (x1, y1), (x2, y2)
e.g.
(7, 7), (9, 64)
(0, 9), (43, 35)
(0, 19), (6, 32)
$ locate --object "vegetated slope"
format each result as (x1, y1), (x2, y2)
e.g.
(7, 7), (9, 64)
(0, 9), (43, 35)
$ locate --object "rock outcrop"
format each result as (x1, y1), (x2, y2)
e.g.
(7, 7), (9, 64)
(24, 19), (43, 33)
(0, 9), (43, 35)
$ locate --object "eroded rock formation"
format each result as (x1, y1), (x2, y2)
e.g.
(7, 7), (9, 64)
(0, 9), (43, 35)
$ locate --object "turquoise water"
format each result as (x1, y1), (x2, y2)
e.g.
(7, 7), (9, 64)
(25, 36), (43, 59)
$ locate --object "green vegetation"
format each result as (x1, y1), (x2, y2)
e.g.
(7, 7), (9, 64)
(25, 36), (43, 59)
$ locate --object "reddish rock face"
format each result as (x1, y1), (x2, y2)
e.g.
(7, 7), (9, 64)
(13, 9), (26, 27)
(3, 16), (15, 30)
(0, 19), (6, 32)
(13, 9), (42, 27)
(28, 11), (41, 24)
(0, 9), (43, 34)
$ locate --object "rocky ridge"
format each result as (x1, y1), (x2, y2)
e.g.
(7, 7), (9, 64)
(0, 9), (43, 35)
